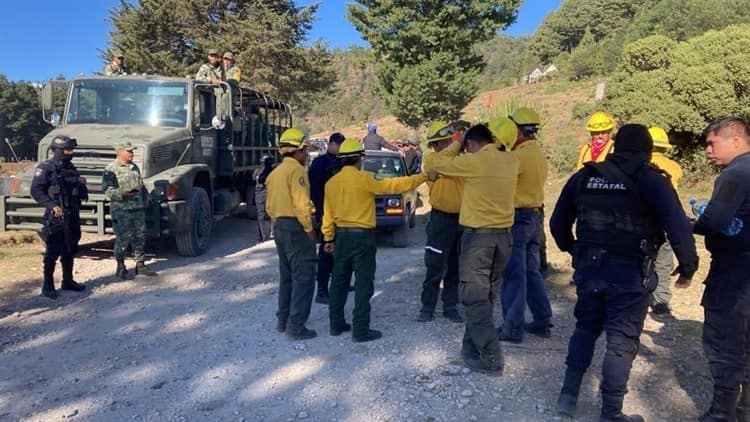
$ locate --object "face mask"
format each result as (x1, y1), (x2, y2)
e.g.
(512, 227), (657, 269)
(53, 149), (73, 163)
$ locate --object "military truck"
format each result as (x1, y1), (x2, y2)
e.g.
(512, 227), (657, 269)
(0, 76), (291, 256)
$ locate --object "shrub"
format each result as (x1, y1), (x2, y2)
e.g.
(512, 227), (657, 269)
(543, 136), (580, 175)
(571, 102), (595, 121)
(671, 146), (719, 187)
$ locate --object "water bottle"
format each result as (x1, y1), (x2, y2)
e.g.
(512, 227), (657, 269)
(689, 198), (744, 236)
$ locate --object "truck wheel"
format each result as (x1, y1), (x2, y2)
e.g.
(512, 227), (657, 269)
(244, 183), (257, 220)
(176, 187), (212, 256)
(392, 206), (410, 248)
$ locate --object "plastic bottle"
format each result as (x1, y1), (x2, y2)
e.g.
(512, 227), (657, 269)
(689, 198), (744, 236)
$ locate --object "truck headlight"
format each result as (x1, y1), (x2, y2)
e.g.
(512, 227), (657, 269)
(386, 198), (401, 207)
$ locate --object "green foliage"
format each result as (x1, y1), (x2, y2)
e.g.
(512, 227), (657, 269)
(566, 29), (605, 80)
(670, 145), (720, 186)
(0, 75), (50, 160)
(107, 0), (336, 106)
(571, 102), (595, 121)
(347, 0), (521, 128)
(543, 136), (580, 175)
(478, 35), (535, 88)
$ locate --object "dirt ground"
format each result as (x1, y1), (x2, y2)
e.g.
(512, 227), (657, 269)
(0, 198), (714, 421)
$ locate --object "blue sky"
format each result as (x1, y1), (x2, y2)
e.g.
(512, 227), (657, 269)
(0, 0), (560, 83)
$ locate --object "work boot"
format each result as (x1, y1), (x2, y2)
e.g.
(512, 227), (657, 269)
(651, 303), (671, 316)
(330, 322), (352, 336)
(557, 370), (584, 417)
(276, 318), (287, 333)
(135, 261), (157, 277)
(287, 327), (317, 340)
(353, 329), (382, 343)
(61, 280), (85, 292)
(600, 394), (644, 422)
(700, 386), (739, 422)
(463, 356), (503, 377)
(497, 326), (523, 343)
(443, 309), (465, 323)
(525, 321), (552, 338)
(738, 382), (750, 422)
(416, 311), (434, 322)
(42, 262), (57, 299)
(116, 260), (128, 280)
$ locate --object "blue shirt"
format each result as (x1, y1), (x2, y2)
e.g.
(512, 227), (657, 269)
(308, 152), (340, 220)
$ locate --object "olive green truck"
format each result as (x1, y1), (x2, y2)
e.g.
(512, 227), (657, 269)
(0, 76), (291, 256)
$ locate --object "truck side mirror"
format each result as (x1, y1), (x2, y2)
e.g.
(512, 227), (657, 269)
(41, 83), (54, 111)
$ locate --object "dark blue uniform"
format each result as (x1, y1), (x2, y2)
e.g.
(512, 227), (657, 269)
(30, 157), (88, 295)
(308, 151), (340, 300)
(550, 152), (698, 420)
(694, 151), (750, 420)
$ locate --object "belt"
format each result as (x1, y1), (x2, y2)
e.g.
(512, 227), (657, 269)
(515, 207), (542, 213)
(275, 216), (297, 221)
(461, 227), (511, 234)
(336, 227), (374, 233)
(431, 208), (459, 218)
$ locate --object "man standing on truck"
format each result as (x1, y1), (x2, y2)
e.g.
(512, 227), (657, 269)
(223, 52), (241, 82)
(323, 139), (428, 342)
(102, 141), (158, 279)
(104, 51), (129, 76)
(195, 49), (225, 83)
(31, 136), (89, 299)
(363, 122), (398, 152)
(266, 128), (318, 340)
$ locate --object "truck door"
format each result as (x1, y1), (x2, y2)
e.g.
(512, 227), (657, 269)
(193, 87), (218, 170)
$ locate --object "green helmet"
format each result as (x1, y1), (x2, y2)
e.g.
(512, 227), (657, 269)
(426, 121), (455, 144)
(510, 107), (541, 126)
(488, 117), (518, 151)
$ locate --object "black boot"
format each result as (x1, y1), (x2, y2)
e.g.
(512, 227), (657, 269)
(700, 386), (739, 422)
(557, 369), (584, 417)
(600, 394), (644, 422)
(135, 261), (157, 277)
(60, 256), (85, 291)
(41, 262), (57, 299)
(116, 260), (128, 280)
(738, 382), (750, 422)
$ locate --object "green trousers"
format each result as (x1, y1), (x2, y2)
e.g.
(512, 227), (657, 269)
(328, 230), (376, 337)
(273, 218), (317, 332)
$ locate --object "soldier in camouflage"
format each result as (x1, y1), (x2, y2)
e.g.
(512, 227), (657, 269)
(223, 52), (241, 82)
(102, 141), (157, 279)
(195, 49), (225, 83)
(104, 52), (130, 76)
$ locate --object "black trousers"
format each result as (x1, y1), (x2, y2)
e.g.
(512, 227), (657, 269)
(420, 210), (460, 314)
(43, 228), (81, 288)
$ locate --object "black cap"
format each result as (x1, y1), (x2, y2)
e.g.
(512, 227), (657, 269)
(614, 124), (653, 153)
(329, 132), (345, 144)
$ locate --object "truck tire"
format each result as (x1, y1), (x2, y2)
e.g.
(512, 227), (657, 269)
(392, 206), (410, 248)
(176, 187), (212, 256)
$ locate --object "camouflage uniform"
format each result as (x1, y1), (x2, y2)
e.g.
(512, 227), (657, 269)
(102, 143), (150, 264)
(225, 65), (241, 81)
(196, 63), (225, 82)
(104, 61), (129, 76)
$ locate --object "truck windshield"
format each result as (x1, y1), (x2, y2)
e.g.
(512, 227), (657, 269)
(362, 156), (406, 179)
(67, 79), (189, 127)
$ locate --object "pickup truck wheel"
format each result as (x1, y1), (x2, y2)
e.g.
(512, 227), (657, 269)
(391, 206), (410, 248)
(176, 187), (212, 256)
(244, 183), (257, 220)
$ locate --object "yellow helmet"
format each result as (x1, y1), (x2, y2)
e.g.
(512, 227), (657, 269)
(426, 121), (455, 143)
(279, 128), (306, 148)
(586, 111), (616, 133)
(488, 117), (518, 151)
(510, 107), (541, 126)
(338, 139), (365, 158)
(648, 126), (673, 149)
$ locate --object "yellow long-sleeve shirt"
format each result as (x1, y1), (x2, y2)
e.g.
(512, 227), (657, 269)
(435, 143), (519, 229)
(322, 166), (427, 241)
(423, 142), (463, 213)
(265, 157), (314, 232)
(512, 140), (548, 208)
(651, 152), (683, 190)
(575, 140), (614, 170)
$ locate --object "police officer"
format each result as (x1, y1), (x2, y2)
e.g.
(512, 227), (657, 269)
(428, 124), (519, 376)
(494, 108), (553, 343)
(550, 124), (698, 421)
(322, 139), (427, 342)
(253, 155), (275, 242)
(266, 128), (318, 340)
(31, 135), (88, 299)
(693, 117), (750, 421)
(102, 141), (157, 279)
(223, 52), (241, 81)
(648, 126), (684, 316)
(417, 121), (463, 323)
(195, 49), (225, 83)
(575, 111), (616, 170)
(308, 132), (345, 304)
(362, 123), (398, 151)
(104, 51), (130, 76)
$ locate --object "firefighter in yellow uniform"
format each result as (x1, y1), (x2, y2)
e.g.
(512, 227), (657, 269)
(648, 126), (683, 316)
(417, 121), (464, 323)
(322, 139), (427, 342)
(575, 111), (617, 170)
(429, 124), (519, 376)
(266, 128), (318, 340)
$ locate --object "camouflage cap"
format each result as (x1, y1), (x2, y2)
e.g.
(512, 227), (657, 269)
(223, 52), (234, 60)
(208, 49), (219, 56)
(115, 141), (136, 152)
(112, 51), (124, 58)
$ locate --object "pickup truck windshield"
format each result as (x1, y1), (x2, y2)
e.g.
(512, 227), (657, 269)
(67, 79), (189, 127)
(362, 156), (406, 179)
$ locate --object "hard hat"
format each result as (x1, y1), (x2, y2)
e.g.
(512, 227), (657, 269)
(426, 121), (455, 143)
(337, 139), (365, 158)
(586, 111), (616, 133)
(279, 128), (307, 148)
(51, 136), (77, 149)
(648, 126), (673, 149)
(510, 107), (541, 126)
(488, 117), (518, 151)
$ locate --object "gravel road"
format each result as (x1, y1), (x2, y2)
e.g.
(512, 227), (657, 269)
(0, 211), (712, 421)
